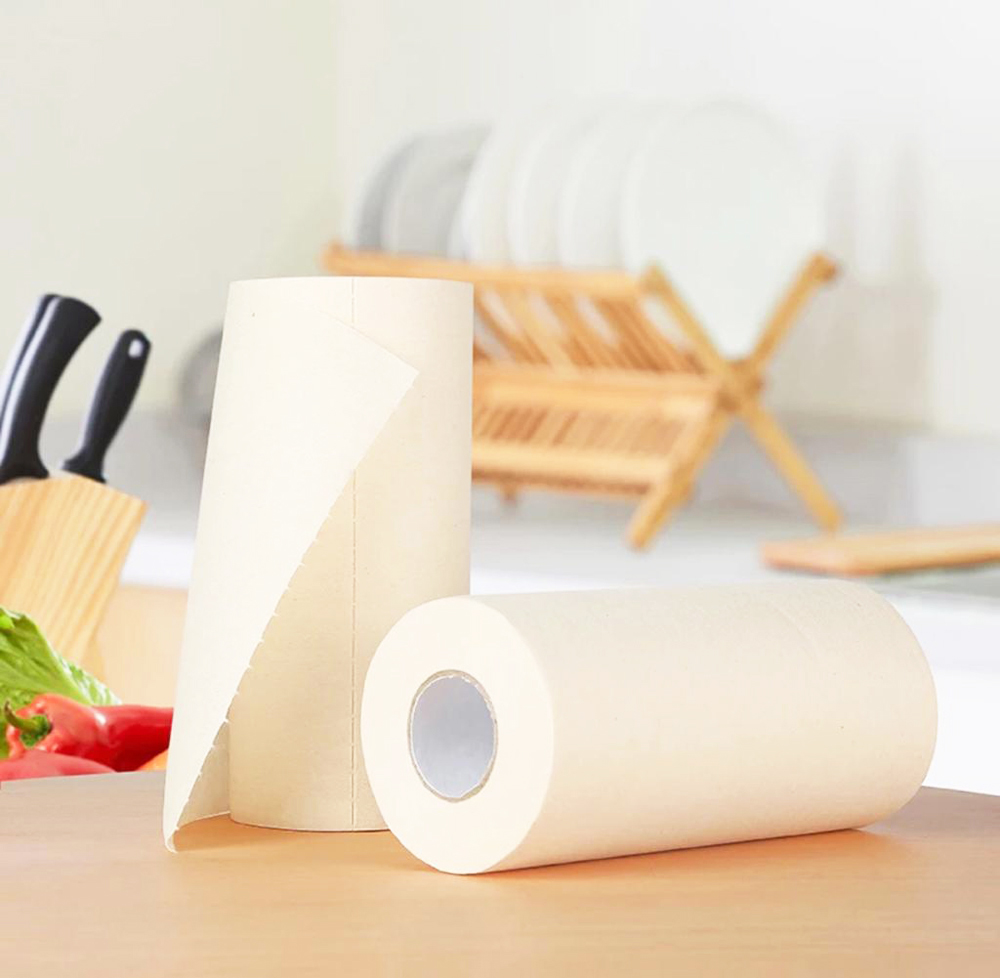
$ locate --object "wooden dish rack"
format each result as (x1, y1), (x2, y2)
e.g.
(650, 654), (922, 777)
(324, 243), (841, 548)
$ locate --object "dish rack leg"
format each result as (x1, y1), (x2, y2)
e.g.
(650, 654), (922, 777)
(740, 402), (841, 530)
(628, 412), (732, 549)
(499, 483), (520, 505)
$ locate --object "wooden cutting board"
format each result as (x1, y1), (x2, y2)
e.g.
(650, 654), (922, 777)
(762, 524), (1000, 576)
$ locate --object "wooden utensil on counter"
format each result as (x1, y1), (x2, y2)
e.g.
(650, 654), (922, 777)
(0, 300), (150, 670)
(762, 524), (1000, 576)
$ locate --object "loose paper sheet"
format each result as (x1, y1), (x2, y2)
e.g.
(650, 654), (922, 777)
(164, 277), (471, 846)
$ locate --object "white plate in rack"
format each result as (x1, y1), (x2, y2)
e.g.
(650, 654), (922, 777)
(456, 109), (555, 263)
(346, 137), (417, 250)
(506, 103), (607, 265)
(381, 126), (488, 256)
(557, 102), (665, 269)
(621, 101), (822, 357)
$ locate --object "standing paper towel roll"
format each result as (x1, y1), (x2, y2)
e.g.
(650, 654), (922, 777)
(361, 582), (936, 874)
(163, 276), (471, 845)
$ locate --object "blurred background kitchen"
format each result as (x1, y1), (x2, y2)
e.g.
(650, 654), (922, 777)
(1, 2), (996, 791)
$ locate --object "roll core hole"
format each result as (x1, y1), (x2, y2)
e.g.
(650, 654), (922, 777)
(408, 672), (496, 801)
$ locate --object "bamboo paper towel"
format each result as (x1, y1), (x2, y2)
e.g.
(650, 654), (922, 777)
(361, 582), (937, 874)
(164, 276), (471, 846)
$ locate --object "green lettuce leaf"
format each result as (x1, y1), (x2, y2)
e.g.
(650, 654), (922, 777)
(0, 607), (118, 758)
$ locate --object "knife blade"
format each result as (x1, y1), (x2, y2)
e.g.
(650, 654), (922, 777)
(0, 294), (59, 427)
(0, 296), (101, 484)
(63, 329), (151, 484)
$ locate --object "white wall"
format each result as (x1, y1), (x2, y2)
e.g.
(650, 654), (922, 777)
(5, 2), (996, 436)
(332, 0), (1000, 435)
(0, 1), (337, 416)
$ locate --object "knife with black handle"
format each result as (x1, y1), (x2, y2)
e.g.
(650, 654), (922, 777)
(0, 293), (59, 427)
(0, 296), (101, 484)
(63, 329), (151, 484)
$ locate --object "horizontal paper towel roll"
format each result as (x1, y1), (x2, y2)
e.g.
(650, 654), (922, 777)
(361, 582), (936, 874)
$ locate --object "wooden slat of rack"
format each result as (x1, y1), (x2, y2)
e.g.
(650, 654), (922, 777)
(594, 298), (676, 371)
(475, 291), (540, 363)
(507, 407), (541, 443)
(498, 291), (574, 366)
(586, 298), (646, 369)
(324, 243), (640, 298)
(473, 442), (671, 486)
(544, 295), (622, 368)
(475, 364), (720, 413)
(477, 475), (647, 498)
(530, 409), (576, 447)
(619, 298), (693, 372)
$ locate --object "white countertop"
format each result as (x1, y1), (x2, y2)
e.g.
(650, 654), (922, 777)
(98, 414), (998, 798)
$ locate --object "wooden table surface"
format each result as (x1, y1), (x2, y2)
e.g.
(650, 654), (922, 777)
(2, 774), (998, 976)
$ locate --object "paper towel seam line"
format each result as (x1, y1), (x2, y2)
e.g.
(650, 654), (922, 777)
(350, 278), (357, 829)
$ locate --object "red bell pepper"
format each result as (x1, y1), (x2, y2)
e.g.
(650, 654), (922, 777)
(0, 750), (114, 781)
(4, 695), (172, 772)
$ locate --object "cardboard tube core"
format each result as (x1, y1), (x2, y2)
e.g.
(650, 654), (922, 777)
(409, 671), (496, 801)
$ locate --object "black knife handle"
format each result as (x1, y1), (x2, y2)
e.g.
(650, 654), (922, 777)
(63, 329), (150, 483)
(0, 294), (59, 427)
(0, 296), (101, 483)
